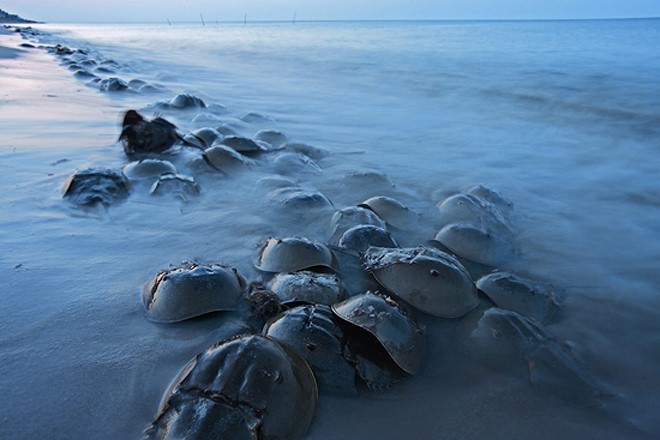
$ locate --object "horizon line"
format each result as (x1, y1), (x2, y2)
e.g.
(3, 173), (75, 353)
(27, 16), (660, 25)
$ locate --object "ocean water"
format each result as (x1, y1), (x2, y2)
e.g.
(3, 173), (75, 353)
(1, 19), (659, 439)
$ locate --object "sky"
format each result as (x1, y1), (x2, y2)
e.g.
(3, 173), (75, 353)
(3, 0), (660, 23)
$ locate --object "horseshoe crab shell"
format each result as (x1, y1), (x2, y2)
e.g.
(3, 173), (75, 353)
(121, 159), (177, 181)
(266, 271), (347, 306)
(150, 173), (200, 202)
(254, 236), (335, 273)
(146, 334), (317, 440)
(203, 145), (254, 173)
(220, 136), (267, 155)
(463, 308), (605, 405)
(255, 129), (288, 148)
(169, 93), (206, 109)
(62, 168), (130, 207)
(476, 272), (561, 324)
(466, 184), (513, 213)
(329, 206), (387, 244)
(183, 127), (222, 148)
(358, 196), (417, 230)
(141, 263), (246, 323)
(332, 291), (424, 375)
(435, 222), (515, 267)
(436, 193), (512, 235)
(338, 224), (398, 253)
(364, 246), (478, 318)
(264, 304), (357, 395)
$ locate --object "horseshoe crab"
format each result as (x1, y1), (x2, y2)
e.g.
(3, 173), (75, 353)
(220, 136), (267, 155)
(150, 173), (200, 202)
(62, 168), (130, 207)
(98, 77), (128, 92)
(169, 93), (206, 109)
(329, 206), (387, 244)
(466, 184), (513, 213)
(264, 304), (357, 395)
(254, 236), (335, 273)
(269, 151), (322, 175)
(476, 272), (561, 324)
(255, 129), (288, 148)
(141, 262), (246, 323)
(203, 145), (254, 174)
(268, 186), (333, 211)
(338, 224), (398, 253)
(364, 246), (478, 318)
(434, 222), (515, 267)
(182, 127), (222, 148)
(332, 291), (425, 375)
(462, 308), (606, 405)
(145, 334), (317, 440)
(266, 271), (348, 306)
(121, 159), (177, 181)
(119, 110), (180, 155)
(436, 193), (512, 235)
(359, 196), (417, 230)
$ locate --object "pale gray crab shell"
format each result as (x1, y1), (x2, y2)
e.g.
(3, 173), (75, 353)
(358, 195), (418, 230)
(475, 271), (561, 324)
(121, 159), (177, 181)
(146, 334), (317, 440)
(266, 271), (347, 305)
(435, 222), (515, 267)
(203, 144), (254, 173)
(141, 263), (246, 323)
(364, 246), (478, 318)
(331, 291), (424, 375)
(254, 236), (336, 273)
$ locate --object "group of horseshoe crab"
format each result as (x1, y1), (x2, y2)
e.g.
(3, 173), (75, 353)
(23, 26), (613, 439)
(56, 99), (613, 438)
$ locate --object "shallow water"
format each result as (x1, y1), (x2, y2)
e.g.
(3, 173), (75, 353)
(1, 20), (659, 439)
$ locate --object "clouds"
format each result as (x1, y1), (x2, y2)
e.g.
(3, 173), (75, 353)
(3, 0), (659, 23)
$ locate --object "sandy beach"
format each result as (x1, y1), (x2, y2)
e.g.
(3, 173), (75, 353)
(1, 20), (659, 439)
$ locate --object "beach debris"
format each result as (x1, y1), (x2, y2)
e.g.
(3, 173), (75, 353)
(254, 236), (336, 273)
(141, 262), (246, 323)
(333, 291), (425, 376)
(359, 195), (418, 230)
(121, 158), (177, 181)
(338, 224), (398, 253)
(264, 304), (358, 395)
(145, 335), (317, 440)
(475, 272), (562, 324)
(364, 246), (478, 318)
(266, 271), (348, 306)
(62, 167), (130, 207)
(119, 110), (180, 155)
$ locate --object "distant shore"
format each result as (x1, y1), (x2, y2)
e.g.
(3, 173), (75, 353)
(0, 8), (38, 24)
